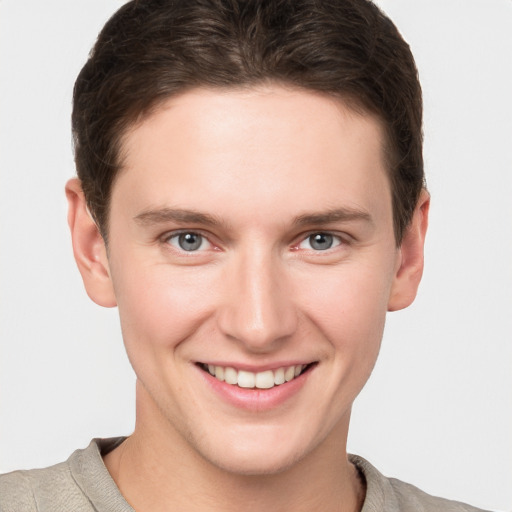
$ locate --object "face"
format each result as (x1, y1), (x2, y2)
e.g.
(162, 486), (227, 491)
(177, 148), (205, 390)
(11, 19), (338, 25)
(81, 86), (413, 474)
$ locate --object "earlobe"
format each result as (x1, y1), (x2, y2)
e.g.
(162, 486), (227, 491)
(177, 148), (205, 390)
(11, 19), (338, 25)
(387, 189), (430, 312)
(65, 178), (117, 308)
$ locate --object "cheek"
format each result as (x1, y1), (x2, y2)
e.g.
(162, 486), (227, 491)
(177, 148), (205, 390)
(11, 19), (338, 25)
(111, 258), (218, 351)
(296, 259), (393, 362)
(302, 256), (392, 316)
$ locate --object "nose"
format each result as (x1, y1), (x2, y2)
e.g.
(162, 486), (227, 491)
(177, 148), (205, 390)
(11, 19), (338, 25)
(217, 248), (298, 352)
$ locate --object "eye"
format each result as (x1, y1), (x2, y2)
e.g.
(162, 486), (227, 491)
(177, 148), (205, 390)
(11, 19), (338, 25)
(166, 232), (211, 252)
(298, 232), (342, 251)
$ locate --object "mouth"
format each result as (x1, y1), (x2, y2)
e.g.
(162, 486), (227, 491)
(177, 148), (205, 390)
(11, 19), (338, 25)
(198, 362), (315, 390)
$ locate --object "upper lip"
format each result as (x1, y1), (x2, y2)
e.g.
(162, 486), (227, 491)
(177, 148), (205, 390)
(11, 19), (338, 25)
(196, 361), (316, 372)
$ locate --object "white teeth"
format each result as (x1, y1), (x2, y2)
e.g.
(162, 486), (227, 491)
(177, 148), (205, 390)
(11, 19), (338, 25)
(204, 363), (309, 389)
(284, 366), (295, 382)
(255, 370), (274, 389)
(237, 370), (255, 388)
(274, 367), (285, 385)
(224, 366), (238, 385)
(214, 366), (225, 381)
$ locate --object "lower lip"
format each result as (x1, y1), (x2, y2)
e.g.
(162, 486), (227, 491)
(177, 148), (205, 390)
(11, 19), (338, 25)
(196, 365), (313, 412)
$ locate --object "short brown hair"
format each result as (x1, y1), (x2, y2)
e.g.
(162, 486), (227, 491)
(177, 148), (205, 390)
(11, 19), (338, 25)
(72, 0), (424, 243)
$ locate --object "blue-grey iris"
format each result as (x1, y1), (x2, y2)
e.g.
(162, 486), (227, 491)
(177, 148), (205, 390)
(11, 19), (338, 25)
(309, 233), (333, 250)
(178, 233), (203, 251)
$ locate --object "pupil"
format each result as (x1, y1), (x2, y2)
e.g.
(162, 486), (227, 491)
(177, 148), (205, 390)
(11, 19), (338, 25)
(310, 233), (333, 250)
(179, 233), (202, 251)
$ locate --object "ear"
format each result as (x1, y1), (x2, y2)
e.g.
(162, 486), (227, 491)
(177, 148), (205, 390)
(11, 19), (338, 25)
(387, 189), (430, 312)
(65, 178), (117, 308)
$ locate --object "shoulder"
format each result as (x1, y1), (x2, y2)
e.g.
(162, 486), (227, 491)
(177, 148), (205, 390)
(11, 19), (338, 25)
(387, 477), (491, 512)
(0, 460), (89, 512)
(350, 455), (492, 512)
(0, 438), (128, 512)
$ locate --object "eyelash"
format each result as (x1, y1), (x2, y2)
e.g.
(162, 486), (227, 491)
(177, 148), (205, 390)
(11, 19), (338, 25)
(295, 232), (344, 252)
(161, 229), (348, 256)
(163, 230), (216, 253)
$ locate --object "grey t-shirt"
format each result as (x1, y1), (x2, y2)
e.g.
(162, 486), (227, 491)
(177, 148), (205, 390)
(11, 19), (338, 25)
(0, 438), (491, 512)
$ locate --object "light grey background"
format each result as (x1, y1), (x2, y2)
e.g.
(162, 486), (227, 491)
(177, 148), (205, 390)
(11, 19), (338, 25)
(1, 1), (511, 510)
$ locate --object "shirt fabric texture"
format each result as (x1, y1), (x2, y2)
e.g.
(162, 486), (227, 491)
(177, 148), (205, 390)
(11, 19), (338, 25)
(0, 438), (490, 512)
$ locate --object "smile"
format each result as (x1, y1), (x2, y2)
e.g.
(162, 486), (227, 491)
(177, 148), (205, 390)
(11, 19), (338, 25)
(200, 363), (313, 389)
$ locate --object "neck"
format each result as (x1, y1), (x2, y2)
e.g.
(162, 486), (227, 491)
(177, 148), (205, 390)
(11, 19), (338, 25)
(104, 383), (365, 512)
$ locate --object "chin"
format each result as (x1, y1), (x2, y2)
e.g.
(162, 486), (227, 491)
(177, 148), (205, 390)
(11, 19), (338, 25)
(204, 445), (306, 477)
(191, 424), (322, 477)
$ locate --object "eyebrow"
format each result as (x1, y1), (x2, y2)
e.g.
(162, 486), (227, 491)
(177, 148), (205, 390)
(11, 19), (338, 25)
(134, 208), (223, 227)
(134, 206), (373, 229)
(292, 207), (373, 227)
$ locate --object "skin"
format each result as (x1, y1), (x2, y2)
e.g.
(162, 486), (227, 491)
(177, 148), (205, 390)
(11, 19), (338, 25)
(66, 85), (429, 512)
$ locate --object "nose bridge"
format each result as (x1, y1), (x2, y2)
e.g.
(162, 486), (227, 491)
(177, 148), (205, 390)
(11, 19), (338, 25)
(218, 244), (297, 350)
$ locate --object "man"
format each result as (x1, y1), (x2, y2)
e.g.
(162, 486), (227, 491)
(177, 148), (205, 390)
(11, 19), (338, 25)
(0, 1), (493, 511)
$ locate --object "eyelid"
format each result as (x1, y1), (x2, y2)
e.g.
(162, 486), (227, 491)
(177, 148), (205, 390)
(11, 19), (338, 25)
(292, 230), (351, 251)
(159, 228), (351, 254)
(303, 232), (340, 248)
(161, 229), (218, 253)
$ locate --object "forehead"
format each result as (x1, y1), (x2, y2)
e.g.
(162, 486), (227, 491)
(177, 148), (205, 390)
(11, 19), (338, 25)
(113, 86), (392, 227)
